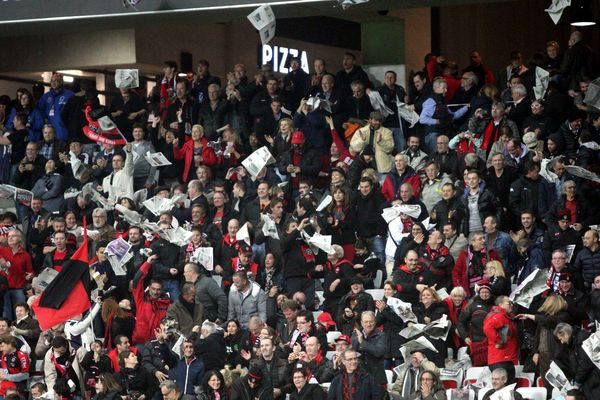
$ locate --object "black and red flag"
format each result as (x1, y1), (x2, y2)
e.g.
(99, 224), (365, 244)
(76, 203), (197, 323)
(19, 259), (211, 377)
(82, 105), (127, 146)
(32, 224), (92, 330)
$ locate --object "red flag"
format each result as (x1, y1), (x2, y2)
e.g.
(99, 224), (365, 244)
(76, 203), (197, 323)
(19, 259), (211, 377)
(82, 105), (127, 146)
(32, 227), (91, 331)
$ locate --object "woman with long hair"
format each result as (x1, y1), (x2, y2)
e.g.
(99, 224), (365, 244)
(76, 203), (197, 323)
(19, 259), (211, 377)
(265, 117), (293, 158)
(5, 89), (44, 142)
(92, 373), (122, 400)
(101, 298), (135, 349)
(327, 186), (356, 261)
(198, 370), (229, 400)
(215, 126), (247, 179)
(517, 294), (573, 393)
(412, 287), (449, 367)
(483, 260), (511, 296)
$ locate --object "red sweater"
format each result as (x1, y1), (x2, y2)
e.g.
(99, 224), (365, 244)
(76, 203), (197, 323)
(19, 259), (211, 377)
(0, 246), (33, 289)
(173, 137), (217, 182)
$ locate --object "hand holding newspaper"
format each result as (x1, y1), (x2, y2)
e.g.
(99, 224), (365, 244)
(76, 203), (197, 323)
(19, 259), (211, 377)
(190, 247), (214, 271)
(145, 152), (172, 167)
(385, 296), (417, 322)
(399, 337), (438, 363)
(509, 268), (549, 308)
(261, 214), (280, 240)
(241, 146), (275, 179)
(105, 237), (132, 276)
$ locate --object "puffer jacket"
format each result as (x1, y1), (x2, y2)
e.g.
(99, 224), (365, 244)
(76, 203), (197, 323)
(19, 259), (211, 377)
(227, 281), (267, 327)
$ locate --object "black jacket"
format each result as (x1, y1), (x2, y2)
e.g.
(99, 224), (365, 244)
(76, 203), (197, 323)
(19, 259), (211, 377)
(277, 145), (322, 183)
(190, 331), (227, 373)
(290, 384), (326, 400)
(115, 365), (157, 400)
(327, 368), (381, 400)
(352, 189), (386, 238)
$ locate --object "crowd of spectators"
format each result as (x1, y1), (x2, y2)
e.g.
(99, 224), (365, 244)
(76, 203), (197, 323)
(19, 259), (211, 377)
(0, 28), (599, 400)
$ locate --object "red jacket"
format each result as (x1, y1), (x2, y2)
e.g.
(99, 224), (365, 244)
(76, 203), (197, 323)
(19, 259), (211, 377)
(483, 306), (519, 365)
(0, 246), (33, 289)
(132, 262), (171, 344)
(173, 137), (217, 182)
(443, 297), (468, 348)
(452, 248), (500, 297)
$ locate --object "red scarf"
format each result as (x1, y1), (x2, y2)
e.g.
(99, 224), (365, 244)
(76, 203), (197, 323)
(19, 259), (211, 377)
(300, 244), (316, 263)
(341, 369), (359, 400)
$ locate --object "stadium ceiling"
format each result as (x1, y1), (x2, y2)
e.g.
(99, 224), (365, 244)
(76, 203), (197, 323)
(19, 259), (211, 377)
(0, 0), (513, 36)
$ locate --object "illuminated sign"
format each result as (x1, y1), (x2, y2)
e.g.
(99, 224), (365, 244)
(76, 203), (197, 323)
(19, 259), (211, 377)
(261, 44), (309, 74)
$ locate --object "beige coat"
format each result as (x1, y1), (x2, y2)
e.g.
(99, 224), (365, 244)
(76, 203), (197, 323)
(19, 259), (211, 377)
(350, 125), (395, 173)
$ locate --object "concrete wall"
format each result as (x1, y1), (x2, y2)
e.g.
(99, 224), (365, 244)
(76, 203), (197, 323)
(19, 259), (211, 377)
(0, 29), (136, 73)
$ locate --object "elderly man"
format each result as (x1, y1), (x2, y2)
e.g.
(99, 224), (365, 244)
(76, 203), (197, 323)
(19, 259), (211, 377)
(189, 320), (226, 373)
(381, 154), (421, 202)
(351, 311), (388, 390)
(419, 78), (469, 154)
(349, 111), (394, 174)
(101, 143), (134, 202)
(227, 270), (267, 327)
(421, 160), (452, 213)
(506, 83), (530, 131)
(453, 231), (500, 297)
(481, 368), (523, 400)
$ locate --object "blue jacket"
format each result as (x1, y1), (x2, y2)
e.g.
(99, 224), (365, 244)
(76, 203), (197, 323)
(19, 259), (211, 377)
(5, 107), (45, 142)
(37, 88), (74, 140)
(168, 356), (205, 396)
(486, 230), (517, 276)
(517, 242), (547, 284)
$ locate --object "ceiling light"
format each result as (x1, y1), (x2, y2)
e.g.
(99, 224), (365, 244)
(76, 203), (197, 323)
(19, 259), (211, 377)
(63, 76), (74, 83)
(571, 0), (596, 26)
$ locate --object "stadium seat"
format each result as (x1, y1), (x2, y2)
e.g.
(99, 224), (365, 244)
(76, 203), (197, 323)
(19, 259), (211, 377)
(515, 371), (535, 387)
(441, 369), (463, 389)
(373, 269), (383, 288)
(385, 369), (395, 386)
(464, 366), (490, 385)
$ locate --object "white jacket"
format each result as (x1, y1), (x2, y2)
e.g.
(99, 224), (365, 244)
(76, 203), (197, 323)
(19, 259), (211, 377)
(102, 150), (134, 202)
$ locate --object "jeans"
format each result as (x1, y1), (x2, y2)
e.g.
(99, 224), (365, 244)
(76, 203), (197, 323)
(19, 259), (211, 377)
(391, 127), (405, 153)
(367, 235), (386, 266)
(3, 289), (26, 320)
(162, 279), (181, 302)
(424, 131), (439, 155)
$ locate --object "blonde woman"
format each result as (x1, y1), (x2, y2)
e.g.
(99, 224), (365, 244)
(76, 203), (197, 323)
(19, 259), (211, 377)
(412, 287), (449, 367)
(484, 260), (511, 296)
(265, 117), (293, 157)
(517, 294), (573, 393)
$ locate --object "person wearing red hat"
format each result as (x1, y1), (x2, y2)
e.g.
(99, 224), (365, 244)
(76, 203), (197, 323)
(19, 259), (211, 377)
(277, 130), (320, 193)
(230, 243), (259, 280)
(316, 312), (336, 332)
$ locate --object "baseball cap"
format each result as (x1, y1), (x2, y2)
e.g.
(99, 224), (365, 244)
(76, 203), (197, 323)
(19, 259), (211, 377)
(291, 131), (305, 144)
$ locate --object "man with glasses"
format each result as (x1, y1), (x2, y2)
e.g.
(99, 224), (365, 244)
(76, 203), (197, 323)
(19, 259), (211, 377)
(430, 134), (457, 177)
(483, 296), (519, 384)
(327, 349), (380, 400)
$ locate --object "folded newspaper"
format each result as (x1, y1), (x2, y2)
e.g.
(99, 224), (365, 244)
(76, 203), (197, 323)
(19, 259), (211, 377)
(397, 100), (420, 128)
(400, 314), (451, 341)
(143, 193), (185, 216)
(241, 146), (275, 179)
(82, 183), (114, 211)
(115, 69), (139, 89)
(489, 383), (516, 400)
(105, 237), (132, 276)
(386, 296), (417, 323)
(115, 204), (145, 225)
(160, 226), (193, 247)
(545, 361), (573, 393)
(190, 247), (214, 271)
(236, 222), (251, 245)
(32, 268), (59, 292)
(399, 336), (438, 363)
(564, 165), (600, 183)
(145, 152), (172, 167)
(509, 268), (549, 309)
(381, 204), (422, 223)
(261, 214), (280, 240)
(581, 331), (600, 370)
(367, 90), (394, 117)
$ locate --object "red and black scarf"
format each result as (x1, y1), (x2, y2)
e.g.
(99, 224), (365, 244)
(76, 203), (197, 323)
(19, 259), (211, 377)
(341, 369), (360, 400)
